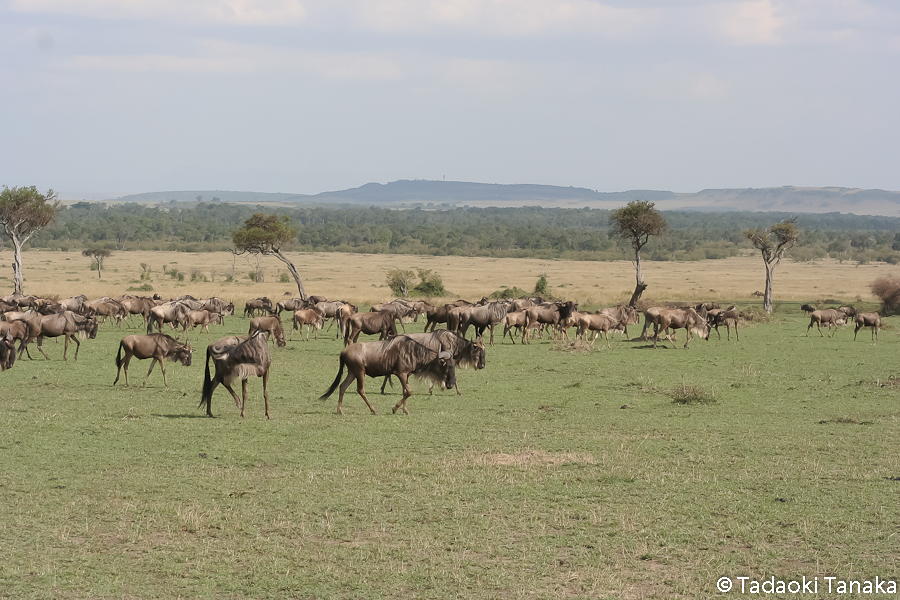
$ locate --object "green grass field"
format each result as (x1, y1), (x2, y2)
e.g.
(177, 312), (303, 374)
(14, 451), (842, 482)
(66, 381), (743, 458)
(1, 302), (899, 599)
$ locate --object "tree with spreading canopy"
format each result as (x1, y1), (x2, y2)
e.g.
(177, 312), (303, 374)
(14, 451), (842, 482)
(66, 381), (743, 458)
(233, 213), (308, 300)
(745, 217), (800, 314)
(609, 200), (667, 306)
(82, 247), (112, 279)
(0, 185), (61, 295)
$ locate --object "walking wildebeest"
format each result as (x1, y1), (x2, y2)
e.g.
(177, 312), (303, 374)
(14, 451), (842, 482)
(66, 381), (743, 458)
(243, 297), (274, 318)
(647, 307), (710, 349)
(455, 301), (510, 345)
(113, 334), (193, 388)
(320, 336), (457, 415)
(0, 331), (15, 371)
(200, 331), (272, 419)
(574, 313), (626, 348)
(344, 311), (398, 346)
(707, 307), (740, 341)
(522, 301), (577, 344)
(183, 309), (223, 338)
(370, 301), (419, 334)
(380, 329), (485, 395)
(27, 311), (99, 361)
(147, 301), (192, 334)
(1, 318), (41, 360)
(291, 309), (325, 341)
(854, 312), (882, 341)
(806, 309), (845, 337)
(248, 316), (287, 348)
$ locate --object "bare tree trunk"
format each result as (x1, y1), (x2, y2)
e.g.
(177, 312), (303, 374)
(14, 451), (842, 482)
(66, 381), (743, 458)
(275, 251), (308, 301)
(629, 282), (648, 308)
(629, 250), (647, 308)
(12, 239), (24, 295)
(764, 261), (775, 314)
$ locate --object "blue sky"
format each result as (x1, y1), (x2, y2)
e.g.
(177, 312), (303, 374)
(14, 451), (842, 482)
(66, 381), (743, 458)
(1, 0), (898, 199)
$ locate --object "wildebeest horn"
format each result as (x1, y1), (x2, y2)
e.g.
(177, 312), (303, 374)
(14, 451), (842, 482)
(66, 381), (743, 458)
(439, 351), (451, 359)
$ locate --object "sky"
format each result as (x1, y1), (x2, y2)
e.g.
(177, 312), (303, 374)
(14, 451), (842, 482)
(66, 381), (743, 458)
(1, 0), (899, 199)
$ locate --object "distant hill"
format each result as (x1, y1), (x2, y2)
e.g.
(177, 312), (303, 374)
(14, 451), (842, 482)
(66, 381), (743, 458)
(113, 181), (900, 216)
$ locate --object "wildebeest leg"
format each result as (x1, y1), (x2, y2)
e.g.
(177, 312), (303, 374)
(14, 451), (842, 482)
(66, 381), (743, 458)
(221, 381), (243, 410)
(116, 353), (132, 386)
(604, 330), (612, 350)
(240, 379), (249, 419)
(380, 375), (393, 395)
(69, 334), (82, 361)
(262, 370), (271, 419)
(35, 334), (51, 360)
(392, 374), (412, 415)
(143, 357), (167, 388)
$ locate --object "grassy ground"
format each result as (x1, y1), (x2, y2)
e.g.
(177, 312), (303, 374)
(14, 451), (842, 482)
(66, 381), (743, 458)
(1, 252), (899, 598)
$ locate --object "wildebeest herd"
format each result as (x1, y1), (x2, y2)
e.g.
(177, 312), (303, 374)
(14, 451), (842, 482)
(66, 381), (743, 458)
(0, 292), (884, 417)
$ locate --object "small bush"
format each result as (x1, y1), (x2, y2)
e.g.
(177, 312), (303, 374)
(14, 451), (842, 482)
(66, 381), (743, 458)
(279, 272), (290, 284)
(534, 273), (549, 296)
(489, 286), (529, 300)
(669, 383), (716, 405)
(126, 283), (154, 292)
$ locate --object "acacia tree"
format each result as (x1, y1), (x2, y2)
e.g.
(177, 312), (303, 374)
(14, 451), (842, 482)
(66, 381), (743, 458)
(0, 185), (61, 295)
(82, 247), (112, 279)
(745, 217), (800, 314)
(233, 213), (307, 300)
(609, 200), (667, 306)
(386, 268), (416, 297)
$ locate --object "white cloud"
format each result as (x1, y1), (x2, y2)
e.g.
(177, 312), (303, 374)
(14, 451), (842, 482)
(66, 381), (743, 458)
(9, 0), (308, 25)
(711, 0), (783, 46)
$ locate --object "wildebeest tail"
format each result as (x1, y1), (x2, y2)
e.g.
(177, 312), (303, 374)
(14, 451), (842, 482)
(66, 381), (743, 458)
(199, 344), (214, 411)
(318, 355), (345, 400)
(146, 317), (155, 334)
(115, 340), (124, 370)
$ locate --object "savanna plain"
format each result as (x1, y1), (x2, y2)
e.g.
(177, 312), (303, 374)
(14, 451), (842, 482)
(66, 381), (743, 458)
(1, 250), (900, 599)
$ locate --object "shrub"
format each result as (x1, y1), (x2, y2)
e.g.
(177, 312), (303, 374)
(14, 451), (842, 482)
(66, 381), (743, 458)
(413, 268), (446, 297)
(534, 273), (549, 296)
(871, 275), (900, 314)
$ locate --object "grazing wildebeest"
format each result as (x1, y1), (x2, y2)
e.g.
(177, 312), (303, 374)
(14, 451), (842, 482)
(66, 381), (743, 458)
(574, 313), (626, 348)
(380, 329), (485, 395)
(291, 309), (325, 341)
(0, 331), (15, 370)
(707, 307), (740, 341)
(28, 311), (99, 361)
(854, 312), (882, 341)
(806, 309), (845, 337)
(800, 303), (816, 315)
(344, 311), (398, 346)
(319, 336), (457, 415)
(147, 301), (192, 334)
(113, 334), (193, 388)
(243, 297), (274, 318)
(248, 316), (287, 348)
(200, 331), (272, 419)
(647, 307), (710, 349)
(275, 297), (307, 315)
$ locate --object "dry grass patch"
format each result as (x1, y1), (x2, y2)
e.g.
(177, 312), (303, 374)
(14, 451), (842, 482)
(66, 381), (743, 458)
(466, 448), (596, 468)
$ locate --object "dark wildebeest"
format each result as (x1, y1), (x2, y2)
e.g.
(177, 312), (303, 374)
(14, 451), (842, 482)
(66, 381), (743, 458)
(522, 301), (577, 344)
(291, 309), (325, 341)
(800, 303), (816, 315)
(707, 306), (740, 341)
(647, 307), (710, 349)
(200, 331), (272, 419)
(120, 296), (158, 326)
(0, 331), (15, 370)
(424, 304), (454, 332)
(380, 329), (485, 395)
(370, 301), (419, 333)
(344, 311), (398, 346)
(147, 301), (192, 334)
(1, 318), (41, 360)
(113, 334), (193, 388)
(854, 312), (882, 341)
(28, 311), (99, 361)
(248, 316), (287, 348)
(806, 309), (845, 337)
(243, 297), (274, 318)
(319, 336), (457, 415)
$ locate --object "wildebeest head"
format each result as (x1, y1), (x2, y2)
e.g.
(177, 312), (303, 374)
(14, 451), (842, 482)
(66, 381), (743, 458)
(171, 342), (193, 367)
(0, 332), (15, 371)
(434, 349), (457, 391)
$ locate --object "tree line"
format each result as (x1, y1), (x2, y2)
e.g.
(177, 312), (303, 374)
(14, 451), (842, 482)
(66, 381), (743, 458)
(4, 199), (900, 265)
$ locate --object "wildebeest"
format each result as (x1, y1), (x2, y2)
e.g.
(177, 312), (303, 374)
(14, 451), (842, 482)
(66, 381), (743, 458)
(380, 329), (485, 395)
(707, 307), (740, 341)
(275, 297), (307, 315)
(424, 304), (453, 332)
(183, 309), (223, 337)
(854, 312), (882, 341)
(84, 297), (127, 326)
(200, 331), (272, 419)
(113, 334), (193, 388)
(838, 306), (858, 322)
(370, 301), (419, 333)
(319, 336), (457, 415)
(243, 297), (274, 318)
(27, 311), (99, 360)
(0, 331), (15, 370)
(574, 313), (626, 348)
(147, 301), (192, 334)
(598, 305), (640, 337)
(291, 309), (325, 341)
(120, 296), (159, 325)
(800, 303), (816, 315)
(522, 301), (577, 344)
(1, 317), (41, 360)
(806, 309), (845, 337)
(454, 301), (510, 345)
(646, 307), (710, 349)
(343, 311), (398, 346)
(248, 316), (287, 348)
